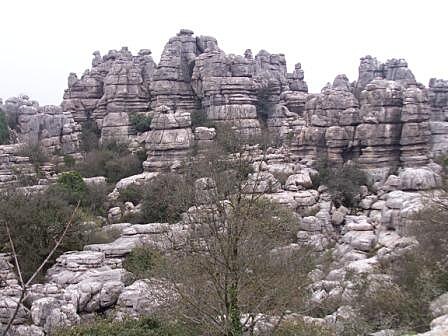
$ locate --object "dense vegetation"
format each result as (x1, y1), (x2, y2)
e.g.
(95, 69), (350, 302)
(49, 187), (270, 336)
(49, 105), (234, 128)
(0, 110), (9, 144)
(130, 113), (152, 133)
(0, 190), (83, 282)
(312, 157), (369, 207)
(123, 246), (164, 279)
(54, 317), (195, 336)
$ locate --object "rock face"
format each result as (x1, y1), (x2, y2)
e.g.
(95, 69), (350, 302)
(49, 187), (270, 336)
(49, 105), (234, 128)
(1, 95), (80, 155)
(3, 31), (448, 335)
(62, 47), (156, 143)
(0, 95), (81, 188)
(355, 79), (430, 172)
(429, 78), (448, 156)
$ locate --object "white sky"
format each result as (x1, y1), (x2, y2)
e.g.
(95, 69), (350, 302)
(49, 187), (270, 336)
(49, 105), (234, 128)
(0, 0), (447, 105)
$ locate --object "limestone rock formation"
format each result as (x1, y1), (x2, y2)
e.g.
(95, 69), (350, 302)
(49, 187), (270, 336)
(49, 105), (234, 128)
(1, 95), (80, 155)
(62, 47), (156, 143)
(429, 78), (448, 156)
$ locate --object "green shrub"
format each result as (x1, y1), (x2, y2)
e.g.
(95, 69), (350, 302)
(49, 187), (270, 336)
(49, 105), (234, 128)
(191, 109), (213, 129)
(17, 142), (49, 177)
(0, 110), (9, 145)
(57, 171), (88, 197)
(54, 316), (194, 336)
(123, 246), (164, 279)
(272, 320), (334, 336)
(130, 113), (152, 133)
(118, 184), (145, 204)
(312, 157), (369, 208)
(0, 190), (83, 282)
(48, 172), (109, 216)
(140, 173), (194, 223)
(76, 141), (144, 183)
(80, 119), (101, 152)
(63, 155), (76, 168)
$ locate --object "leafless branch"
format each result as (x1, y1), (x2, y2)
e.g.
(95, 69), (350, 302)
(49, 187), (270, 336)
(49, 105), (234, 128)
(1, 201), (80, 336)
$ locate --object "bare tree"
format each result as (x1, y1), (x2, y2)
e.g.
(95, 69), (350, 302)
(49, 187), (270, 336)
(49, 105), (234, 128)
(159, 127), (315, 336)
(1, 201), (80, 336)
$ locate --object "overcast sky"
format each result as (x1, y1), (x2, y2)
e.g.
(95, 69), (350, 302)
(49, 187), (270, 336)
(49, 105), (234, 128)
(1, 0), (447, 105)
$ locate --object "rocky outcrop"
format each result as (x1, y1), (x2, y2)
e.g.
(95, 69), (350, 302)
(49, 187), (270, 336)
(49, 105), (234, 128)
(191, 44), (260, 136)
(1, 95), (80, 155)
(354, 79), (430, 173)
(143, 105), (193, 171)
(62, 47), (156, 143)
(428, 78), (448, 156)
(0, 95), (82, 188)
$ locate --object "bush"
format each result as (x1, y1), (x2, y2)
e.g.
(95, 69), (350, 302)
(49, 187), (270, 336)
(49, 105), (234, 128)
(0, 110), (9, 144)
(140, 173), (194, 223)
(48, 171), (109, 216)
(80, 119), (101, 152)
(63, 155), (76, 168)
(118, 184), (145, 204)
(130, 113), (152, 133)
(57, 171), (88, 197)
(349, 199), (448, 334)
(0, 190), (83, 282)
(76, 141), (144, 183)
(123, 246), (164, 279)
(17, 142), (49, 177)
(54, 316), (195, 336)
(312, 157), (369, 207)
(272, 320), (334, 336)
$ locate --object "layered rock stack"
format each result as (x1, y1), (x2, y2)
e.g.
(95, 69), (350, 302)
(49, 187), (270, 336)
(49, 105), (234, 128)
(143, 105), (193, 172)
(300, 75), (359, 163)
(1, 95), (80, 155)
(428, 78), (448, 156)
(62, 47), (156, 143)
(150, 29), (201, 115)
(191, 43), (261, 136)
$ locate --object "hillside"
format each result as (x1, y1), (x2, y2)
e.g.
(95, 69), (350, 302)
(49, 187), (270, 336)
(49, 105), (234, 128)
(0, 30), (448, 336)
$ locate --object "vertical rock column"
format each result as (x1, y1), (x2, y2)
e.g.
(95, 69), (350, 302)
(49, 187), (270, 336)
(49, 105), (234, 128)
(399, 85), (430, 166)
(355, 80), (404, 171)
(300, 75), (360, 163)
(191, 43), (261, 137)
(143, 105), (193, 172)
(150, 29), (200, 115)
(428, 79), (448, 156)
(99, 48), (155, 143)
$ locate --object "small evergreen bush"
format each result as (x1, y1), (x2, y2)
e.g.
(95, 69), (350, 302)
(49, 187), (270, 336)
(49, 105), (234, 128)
(312, 157), (369, 208)
(140, 174), (194, 223)
(130, 113), (152, 133)
(123, 246), (164, 279)
(54, 316), (194, 336)
(0, 110), (9, 145)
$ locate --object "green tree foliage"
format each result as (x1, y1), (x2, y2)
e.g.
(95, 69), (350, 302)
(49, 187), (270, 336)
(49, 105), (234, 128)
(123, 246), (164, 279)
(48, 171), (109, 216)
(130, 113), (152, 133)
(312, 157), (369, 207)
(0, 110), (9, 145)
(76, 141), (144, 183)
(0, 191), (83, 282)
(54, 317), (195, 336)
(140, 173), (194, 223)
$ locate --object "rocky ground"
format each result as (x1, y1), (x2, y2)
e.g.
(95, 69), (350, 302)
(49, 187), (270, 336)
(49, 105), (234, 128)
(1, 29), (448, 335)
